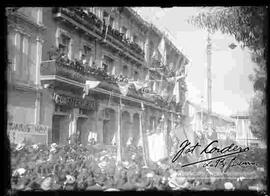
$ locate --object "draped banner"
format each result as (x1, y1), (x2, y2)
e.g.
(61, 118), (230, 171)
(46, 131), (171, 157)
(83, 80), (101, 98)
(130, 81), (149, 91)
(117, 82), (130, 96)
(147, 132), (167, 162)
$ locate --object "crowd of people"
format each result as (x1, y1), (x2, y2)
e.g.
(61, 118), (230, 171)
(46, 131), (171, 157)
(10, 141), (266, 191)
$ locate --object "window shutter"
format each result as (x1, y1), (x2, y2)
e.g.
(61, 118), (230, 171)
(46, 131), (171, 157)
(29, 41), (37, 83)
(14, 33), (21, 72)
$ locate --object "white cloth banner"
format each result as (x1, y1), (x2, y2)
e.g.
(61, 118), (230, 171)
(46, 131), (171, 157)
(88, 131), (97, 143)
(147, 132), (167, 162)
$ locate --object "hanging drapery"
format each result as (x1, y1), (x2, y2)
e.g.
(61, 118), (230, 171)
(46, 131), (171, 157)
(117, 82), (130, 96)
(147, 132), (167, 162)
(83, 80), (101, 98)
(116, 97), (122, 163)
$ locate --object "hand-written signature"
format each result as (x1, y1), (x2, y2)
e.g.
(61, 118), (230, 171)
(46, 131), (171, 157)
(171, 139), (256, 171)
(202, 156), (257, 172)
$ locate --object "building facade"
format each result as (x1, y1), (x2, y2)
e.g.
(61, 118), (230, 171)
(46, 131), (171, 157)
(7, 8), (49, 144)
(38, 7), (189, 161)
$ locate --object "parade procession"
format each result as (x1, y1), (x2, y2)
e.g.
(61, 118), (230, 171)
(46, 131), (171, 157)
(6, 7), (267, 192)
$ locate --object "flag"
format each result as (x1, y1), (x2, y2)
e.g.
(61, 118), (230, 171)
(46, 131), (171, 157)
(111, 134), (116, 145)
(157, 37), (166, 66)
(172, 80), (180, 104)
(83, 81), (101, 98)
(117, 82), (130, 96)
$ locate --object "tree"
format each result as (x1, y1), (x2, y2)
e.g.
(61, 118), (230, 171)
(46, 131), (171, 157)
(188, 6), (267, 140)
(249, 91), (266, 141)
(188, 6), (267, 93)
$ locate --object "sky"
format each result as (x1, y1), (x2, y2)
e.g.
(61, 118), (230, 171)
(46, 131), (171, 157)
(134, 7), (255, 116)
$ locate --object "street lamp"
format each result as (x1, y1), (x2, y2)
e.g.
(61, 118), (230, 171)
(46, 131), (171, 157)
(206, 32), (237, 125)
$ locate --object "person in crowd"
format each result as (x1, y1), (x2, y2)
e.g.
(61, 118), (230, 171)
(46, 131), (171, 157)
(10, 142), (265, 191)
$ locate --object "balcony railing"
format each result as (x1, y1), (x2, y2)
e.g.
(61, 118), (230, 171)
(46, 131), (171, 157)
(40, 53), (180, 109)
(53, 7), (145, 61)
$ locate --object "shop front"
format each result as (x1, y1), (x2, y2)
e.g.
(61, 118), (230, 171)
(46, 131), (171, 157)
(49, 91), (98, 145)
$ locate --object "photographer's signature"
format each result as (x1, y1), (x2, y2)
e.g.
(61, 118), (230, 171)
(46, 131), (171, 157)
(172, 140), (257, 172)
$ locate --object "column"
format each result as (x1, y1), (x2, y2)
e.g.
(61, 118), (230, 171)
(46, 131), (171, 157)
(35, 37), (43, 125)
(143, 107), (150, 162)
(116, 100), (122, 163)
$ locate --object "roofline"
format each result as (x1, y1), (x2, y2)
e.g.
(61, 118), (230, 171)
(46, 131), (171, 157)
(126, 7), (189, 64)
(187, 100), (235, 123)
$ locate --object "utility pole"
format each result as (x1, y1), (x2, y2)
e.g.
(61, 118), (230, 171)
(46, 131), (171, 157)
(206, 32), (212, 124)
(206, 33), (212, 115)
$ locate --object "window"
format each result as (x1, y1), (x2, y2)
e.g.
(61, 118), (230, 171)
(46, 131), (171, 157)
(13, 32), (34, 83)
(133, 35), (138, 44)
(121, 26), (127, 37)
(134, 71), (139, 81)
(109, 17), (114, 28)
(103, 11), (109, 18)
(81, 45), (92, 66)
(58, 33), (71, 55)
(102, 55), (114, 74)
(122, 65), (128, 77)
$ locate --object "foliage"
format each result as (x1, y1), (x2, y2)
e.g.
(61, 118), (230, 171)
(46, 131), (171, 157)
(189, 7), (267, 140)
(249, 92), (266, 141)
(189, 6), (267, 93)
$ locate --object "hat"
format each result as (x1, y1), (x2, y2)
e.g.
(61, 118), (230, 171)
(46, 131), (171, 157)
(40, 177), (52, 190)
(237, 176), (246, 182)
(51, 143), (58, 148)
(65, 175), (75, 184)
(146, 172), (154, 178)
(16, 143), (25, 151)
(14, 168), (26, 176)
(224, 182), (235, 190)
(32, 144), (39, 150)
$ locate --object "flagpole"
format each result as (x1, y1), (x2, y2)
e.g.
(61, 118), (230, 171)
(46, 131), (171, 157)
(140, 103), (148, 166)
(116, 97), (122, 163)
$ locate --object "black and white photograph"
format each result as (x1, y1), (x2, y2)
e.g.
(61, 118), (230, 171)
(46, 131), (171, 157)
(5, 6), (267, 192)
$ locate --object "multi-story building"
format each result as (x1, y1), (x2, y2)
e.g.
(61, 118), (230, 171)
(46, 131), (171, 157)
(7, 7), (189, 162)
(6, 8), (49, 144)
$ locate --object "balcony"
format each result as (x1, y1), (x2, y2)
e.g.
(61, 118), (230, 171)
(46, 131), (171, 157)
(40, 53), (180, 110)
(52, 7), (145, 64)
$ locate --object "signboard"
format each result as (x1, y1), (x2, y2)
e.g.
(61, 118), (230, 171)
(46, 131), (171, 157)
(52, 92), (97, 110)
(7, 122), (49, 145)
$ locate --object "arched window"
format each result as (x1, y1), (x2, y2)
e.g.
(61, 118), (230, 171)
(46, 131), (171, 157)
(122, 65), (128, 77)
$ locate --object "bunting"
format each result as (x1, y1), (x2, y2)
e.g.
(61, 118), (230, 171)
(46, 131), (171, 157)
(129, 80), (149, 91)
(83, 80), (101, 98)
(117, 82), (130, 96)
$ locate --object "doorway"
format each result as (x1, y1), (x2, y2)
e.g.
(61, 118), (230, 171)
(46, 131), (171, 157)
(77, 117), (87, 145)
(52, 115), (62, 144)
